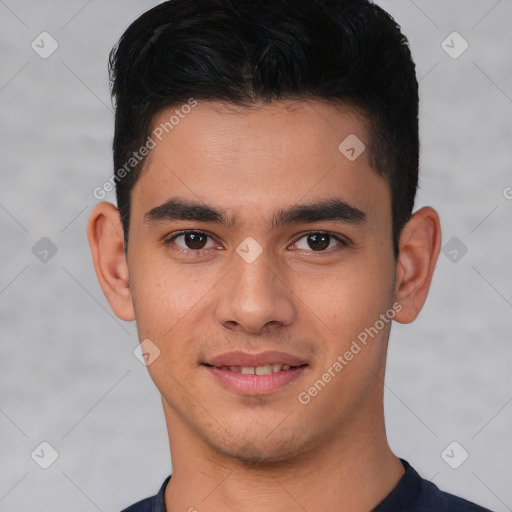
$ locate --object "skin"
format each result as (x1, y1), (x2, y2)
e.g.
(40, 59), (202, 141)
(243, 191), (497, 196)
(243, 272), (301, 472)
(88, 99), (441, 512)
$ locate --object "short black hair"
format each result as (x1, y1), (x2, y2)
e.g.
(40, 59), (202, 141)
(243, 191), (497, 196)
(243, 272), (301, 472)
(109, 0), (419, 257)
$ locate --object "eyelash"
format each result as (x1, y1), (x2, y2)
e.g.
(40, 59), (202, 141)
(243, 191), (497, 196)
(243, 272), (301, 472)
(163, 229), (349, 255)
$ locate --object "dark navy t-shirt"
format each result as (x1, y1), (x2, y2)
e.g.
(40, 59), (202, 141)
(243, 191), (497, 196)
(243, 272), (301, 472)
(120, 459), (493, 512)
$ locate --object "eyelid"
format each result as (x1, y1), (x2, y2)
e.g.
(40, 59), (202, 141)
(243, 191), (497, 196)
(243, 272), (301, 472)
(163, 229), (350, 254)
(290, 230), (350, 251)
(163, 229), (220, 251)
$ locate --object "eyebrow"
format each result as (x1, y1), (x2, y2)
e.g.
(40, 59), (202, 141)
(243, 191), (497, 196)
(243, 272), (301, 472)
(143, 197), (367, 229)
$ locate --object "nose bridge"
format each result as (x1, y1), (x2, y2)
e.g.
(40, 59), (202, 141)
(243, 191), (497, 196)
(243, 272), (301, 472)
(234, 246), (276, 296)
(215, 242), (296, 333)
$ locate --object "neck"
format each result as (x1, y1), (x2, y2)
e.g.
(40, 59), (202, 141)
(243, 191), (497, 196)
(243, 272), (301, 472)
(163, 400), (404, 512)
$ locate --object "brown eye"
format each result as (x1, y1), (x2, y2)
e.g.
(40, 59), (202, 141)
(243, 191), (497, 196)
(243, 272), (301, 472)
(166, 231), (217, 251)
(306, 233), (330, 251)
(182, 232), (208, 249)
(293, 232), (347, 252)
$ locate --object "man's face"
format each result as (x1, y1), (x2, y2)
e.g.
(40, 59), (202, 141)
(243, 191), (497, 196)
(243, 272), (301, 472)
(126, 100), (397, 462)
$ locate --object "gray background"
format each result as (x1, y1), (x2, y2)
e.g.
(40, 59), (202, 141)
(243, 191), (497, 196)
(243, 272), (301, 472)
(1, 0), (511, 510)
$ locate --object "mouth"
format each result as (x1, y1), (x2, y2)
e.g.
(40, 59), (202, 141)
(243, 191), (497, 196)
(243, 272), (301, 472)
(206, 363), (302, 375)
(202, 351), (309, 395)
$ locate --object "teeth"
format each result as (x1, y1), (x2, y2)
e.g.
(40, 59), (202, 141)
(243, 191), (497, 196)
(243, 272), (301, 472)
(222, 364), (296, 374)
(255, 364), (273, 375)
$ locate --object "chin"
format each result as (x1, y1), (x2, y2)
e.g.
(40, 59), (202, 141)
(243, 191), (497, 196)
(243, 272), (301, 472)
(205, 425), (309, 467)
(223, 444), (302, 467)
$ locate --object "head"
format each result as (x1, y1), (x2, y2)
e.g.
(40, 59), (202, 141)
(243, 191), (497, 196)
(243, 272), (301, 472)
(88, 0), (440, 465)
(109, 0), (420, 258)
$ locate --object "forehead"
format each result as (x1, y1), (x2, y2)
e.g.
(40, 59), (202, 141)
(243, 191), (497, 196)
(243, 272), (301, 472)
(147, 99), (368, 168)
(132, 99), (390, 228)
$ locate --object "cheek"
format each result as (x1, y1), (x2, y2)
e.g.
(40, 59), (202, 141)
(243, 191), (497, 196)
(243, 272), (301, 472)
(129, 252), (219, 344)
(129, 264), (202, 391)
(297, 263), (394, 403)
(303, 258), (394, 339)
(131, 271), (172, 337)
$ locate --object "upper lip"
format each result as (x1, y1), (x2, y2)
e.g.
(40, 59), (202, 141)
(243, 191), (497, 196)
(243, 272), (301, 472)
(205, 351), (308, 367)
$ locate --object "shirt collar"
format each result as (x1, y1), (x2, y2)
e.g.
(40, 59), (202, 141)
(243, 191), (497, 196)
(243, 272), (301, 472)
(152, 459), (419, 512)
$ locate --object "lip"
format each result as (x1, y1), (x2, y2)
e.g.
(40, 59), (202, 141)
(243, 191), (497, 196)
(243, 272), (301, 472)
(204, 365), (308, 395)
(205, 350), (307, 367)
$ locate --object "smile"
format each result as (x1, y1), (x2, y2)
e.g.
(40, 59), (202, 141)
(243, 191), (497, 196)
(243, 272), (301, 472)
(203, 363), (308, 395)
(215, 364), (295, 374)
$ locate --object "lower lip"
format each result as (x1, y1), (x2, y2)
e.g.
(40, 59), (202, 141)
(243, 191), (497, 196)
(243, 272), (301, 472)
(204, 365), (308, 395)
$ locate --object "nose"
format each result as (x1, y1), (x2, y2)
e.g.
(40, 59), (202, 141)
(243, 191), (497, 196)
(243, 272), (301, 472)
(214, 246), (296, 335)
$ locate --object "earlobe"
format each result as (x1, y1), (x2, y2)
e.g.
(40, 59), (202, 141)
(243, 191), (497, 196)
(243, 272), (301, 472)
(393, 206), (441, 324)
(87, 201), (135, 321)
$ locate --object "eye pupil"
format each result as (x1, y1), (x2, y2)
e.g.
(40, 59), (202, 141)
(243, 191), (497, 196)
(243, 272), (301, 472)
(173, 232), (340, 253)
(185, 233), (207, 249)
(308, 233), (330, 251)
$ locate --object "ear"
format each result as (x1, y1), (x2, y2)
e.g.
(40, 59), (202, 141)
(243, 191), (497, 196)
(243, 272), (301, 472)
(87, 201), (135, 321)
(393, 206), (441, 324)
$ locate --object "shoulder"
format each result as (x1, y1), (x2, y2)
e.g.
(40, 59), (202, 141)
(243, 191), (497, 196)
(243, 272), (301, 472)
(420, 478), (494, 512)
(375, 460), (495, 512)
(119, 475), (171, 512)
(120, 497), (153, 512)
